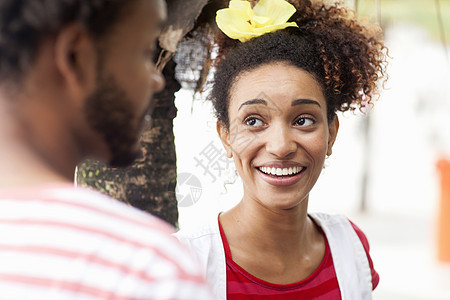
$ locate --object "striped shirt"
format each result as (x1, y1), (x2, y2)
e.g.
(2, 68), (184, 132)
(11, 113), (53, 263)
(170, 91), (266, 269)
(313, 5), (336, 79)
(219, 219), (379, 299)
(0, 184), (212, 299)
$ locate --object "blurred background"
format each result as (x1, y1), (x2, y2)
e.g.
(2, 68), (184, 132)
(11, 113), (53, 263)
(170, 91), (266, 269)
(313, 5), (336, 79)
(174, 1), (450, 299)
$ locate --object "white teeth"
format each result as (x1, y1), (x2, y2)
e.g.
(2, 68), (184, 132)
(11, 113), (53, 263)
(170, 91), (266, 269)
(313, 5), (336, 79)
(259, 166), (303, 176)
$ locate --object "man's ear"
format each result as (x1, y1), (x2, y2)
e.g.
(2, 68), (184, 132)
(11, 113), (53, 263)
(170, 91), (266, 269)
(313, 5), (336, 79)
(54, 23), (97, 101)
(327, 115), (339, 157)
(217, 121), (233, 158)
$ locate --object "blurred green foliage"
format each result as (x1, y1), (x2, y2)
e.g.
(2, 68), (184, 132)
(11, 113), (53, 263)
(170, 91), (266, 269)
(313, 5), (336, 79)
(355, 0), (450, 43)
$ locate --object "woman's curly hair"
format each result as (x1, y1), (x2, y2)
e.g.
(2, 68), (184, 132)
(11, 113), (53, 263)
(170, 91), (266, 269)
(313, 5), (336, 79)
(0, 0), (134, 84)
(211, 0), (388, 128)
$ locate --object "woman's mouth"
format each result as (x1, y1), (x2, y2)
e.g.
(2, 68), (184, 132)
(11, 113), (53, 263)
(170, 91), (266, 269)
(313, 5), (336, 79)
(256, 165), (305, 186)
(257, 166), (304, 177)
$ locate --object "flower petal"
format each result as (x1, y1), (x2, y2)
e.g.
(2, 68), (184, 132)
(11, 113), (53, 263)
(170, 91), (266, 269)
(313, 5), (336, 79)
(253, 15), (271, 27)
(216, 9), (255, 41)
(229, 0), (252, 10)
(253, 0), (297, 25)
(228, 1), (256, 26)
(253, 22), (298, 34)
(216, 0), (299, 42)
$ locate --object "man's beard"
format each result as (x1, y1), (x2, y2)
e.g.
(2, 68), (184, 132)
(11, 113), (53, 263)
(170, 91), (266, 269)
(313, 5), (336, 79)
(84, 75), (145, 168)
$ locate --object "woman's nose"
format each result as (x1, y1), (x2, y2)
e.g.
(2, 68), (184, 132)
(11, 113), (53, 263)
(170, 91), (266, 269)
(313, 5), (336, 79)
(265, 124), (297, 158)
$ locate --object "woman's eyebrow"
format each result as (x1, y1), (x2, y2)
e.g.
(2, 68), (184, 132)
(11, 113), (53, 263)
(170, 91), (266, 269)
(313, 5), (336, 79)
(238, 99), (267, 111)
(291, 99), (321, 107)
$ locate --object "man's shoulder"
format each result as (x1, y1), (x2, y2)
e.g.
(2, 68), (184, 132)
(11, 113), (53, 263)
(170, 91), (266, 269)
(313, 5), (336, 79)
(0, 184), (213, 299)
(1, 184), (174, 233)
(0, 184), (180, 251)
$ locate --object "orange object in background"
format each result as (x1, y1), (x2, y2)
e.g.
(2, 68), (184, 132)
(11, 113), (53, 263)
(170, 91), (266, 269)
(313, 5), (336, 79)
(437, 158), (450, 262)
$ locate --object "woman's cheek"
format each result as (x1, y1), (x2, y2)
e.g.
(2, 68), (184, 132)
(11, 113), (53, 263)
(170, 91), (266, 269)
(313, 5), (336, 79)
(229, 130), (259, 157)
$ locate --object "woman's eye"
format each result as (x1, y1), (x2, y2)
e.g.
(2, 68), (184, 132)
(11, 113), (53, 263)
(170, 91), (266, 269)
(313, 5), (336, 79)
(245, 117), (264, 127)
(295, 117), (315, 127)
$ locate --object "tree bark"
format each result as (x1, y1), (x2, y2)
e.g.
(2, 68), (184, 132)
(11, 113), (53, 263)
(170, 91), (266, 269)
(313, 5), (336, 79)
(77, 59), (180, 226)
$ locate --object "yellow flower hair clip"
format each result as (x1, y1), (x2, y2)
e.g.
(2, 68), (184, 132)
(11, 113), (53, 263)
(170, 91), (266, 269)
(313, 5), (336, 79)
(216, 0), (299, 42)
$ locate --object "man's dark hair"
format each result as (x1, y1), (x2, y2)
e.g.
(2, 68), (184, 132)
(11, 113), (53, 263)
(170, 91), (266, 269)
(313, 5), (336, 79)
(0, 0), (134, 83)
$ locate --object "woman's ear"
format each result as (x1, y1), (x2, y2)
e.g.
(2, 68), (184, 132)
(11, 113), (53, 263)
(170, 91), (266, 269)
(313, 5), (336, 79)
(326, 115), (339, 156)
(217, 121), (233, 158)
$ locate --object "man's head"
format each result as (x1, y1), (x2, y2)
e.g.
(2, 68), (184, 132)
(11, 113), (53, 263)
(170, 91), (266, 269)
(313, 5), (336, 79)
(0, 0), (165, 83)
(0, 0), (167, 172)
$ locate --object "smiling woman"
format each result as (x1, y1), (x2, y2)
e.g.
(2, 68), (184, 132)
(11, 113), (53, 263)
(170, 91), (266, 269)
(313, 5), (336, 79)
(175, 0), (388, 299)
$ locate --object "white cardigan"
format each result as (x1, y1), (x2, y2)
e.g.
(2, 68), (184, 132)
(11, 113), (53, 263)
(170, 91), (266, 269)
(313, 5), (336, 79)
(175, 212), (374, 300)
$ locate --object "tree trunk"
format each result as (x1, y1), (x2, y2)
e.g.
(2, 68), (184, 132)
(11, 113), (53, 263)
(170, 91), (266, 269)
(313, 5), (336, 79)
(77, 59), (180, 226)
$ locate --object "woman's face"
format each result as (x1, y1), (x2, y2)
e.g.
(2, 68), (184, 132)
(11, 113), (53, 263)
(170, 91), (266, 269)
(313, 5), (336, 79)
(218, 62), (339, 210)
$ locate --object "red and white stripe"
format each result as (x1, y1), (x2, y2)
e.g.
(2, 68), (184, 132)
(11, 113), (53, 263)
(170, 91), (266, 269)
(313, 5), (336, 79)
(0, 184), (212, 299)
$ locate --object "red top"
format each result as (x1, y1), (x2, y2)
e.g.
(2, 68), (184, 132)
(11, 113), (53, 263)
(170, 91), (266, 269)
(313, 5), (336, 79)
(219, 218), (379, 299)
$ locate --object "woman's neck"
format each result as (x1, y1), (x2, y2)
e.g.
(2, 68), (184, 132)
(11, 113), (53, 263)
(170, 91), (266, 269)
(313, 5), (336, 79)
(225, 198), (311, 251)
(220, 197), (325, 284)
(230, 200), (308, 245)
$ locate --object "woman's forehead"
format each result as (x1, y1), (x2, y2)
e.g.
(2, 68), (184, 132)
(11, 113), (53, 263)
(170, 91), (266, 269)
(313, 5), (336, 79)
(229, 63), (325, 108)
